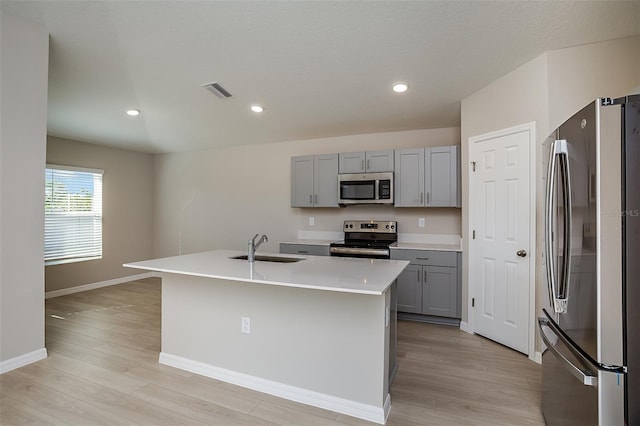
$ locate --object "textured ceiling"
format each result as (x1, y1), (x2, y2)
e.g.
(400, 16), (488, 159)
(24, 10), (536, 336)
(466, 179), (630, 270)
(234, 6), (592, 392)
(2, 1), (639, 153)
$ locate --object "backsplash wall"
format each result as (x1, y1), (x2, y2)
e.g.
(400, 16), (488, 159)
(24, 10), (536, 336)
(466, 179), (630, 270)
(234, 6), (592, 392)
(153, 127), (461, 258)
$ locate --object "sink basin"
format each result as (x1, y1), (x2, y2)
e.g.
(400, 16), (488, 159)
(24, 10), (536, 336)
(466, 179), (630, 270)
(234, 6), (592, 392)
(229, 255), (304, 263)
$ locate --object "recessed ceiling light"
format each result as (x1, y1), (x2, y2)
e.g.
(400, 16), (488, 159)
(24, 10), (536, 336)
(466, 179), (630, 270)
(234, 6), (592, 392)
(392, 82), (408, 93)
(126, 109), (140, 116)
(250, 105), (264, 113)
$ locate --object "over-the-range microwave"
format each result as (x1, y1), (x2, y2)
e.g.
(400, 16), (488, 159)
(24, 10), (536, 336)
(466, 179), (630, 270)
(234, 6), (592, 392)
(338, 172), (394, 205)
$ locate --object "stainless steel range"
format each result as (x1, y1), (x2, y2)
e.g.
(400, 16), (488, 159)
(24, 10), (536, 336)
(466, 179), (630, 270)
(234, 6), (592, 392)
(329, 220), (397, 259)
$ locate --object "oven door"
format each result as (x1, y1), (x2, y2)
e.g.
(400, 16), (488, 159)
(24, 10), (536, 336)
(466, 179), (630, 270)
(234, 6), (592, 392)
(329, 245), (390, 259)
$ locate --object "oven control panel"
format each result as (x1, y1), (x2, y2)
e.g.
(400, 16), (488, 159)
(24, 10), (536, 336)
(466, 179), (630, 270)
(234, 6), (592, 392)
(343, 220), (397, 233)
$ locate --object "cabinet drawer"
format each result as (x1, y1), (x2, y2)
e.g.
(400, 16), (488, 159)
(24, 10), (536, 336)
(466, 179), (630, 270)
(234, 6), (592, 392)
(280, 243), (329, 256)
(390, 249), (457, 267)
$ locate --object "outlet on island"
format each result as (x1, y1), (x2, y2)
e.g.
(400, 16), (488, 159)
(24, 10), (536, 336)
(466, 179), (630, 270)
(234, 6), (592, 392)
(241, 317), (251, 334)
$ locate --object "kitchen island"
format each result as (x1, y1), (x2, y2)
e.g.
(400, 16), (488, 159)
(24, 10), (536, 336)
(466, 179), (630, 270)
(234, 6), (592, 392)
(124, 249), (409, 424)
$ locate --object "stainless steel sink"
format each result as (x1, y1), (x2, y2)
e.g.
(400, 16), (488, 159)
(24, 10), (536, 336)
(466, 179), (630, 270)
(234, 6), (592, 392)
(229, 255), (304, 263)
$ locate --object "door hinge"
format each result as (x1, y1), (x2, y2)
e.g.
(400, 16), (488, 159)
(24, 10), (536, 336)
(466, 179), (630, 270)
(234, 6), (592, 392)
(471, 161), (476, 172)
(472, 298), (475, 307)
(472, 230), (476, 239)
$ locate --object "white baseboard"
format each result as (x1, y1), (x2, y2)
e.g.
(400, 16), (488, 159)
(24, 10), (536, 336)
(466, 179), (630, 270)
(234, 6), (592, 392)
(459, 321), (471, 333)
(534, 351), (543, 364)
(159, 352), (389, 425)
(0, 348), (47, 374)
(45, 272), (158, 299)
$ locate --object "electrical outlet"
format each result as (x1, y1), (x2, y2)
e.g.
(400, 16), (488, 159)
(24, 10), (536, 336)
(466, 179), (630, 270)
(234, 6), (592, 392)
(419, 217), (425, 228)
(241, 317), (251, 334)
(309, 217), (315, 226)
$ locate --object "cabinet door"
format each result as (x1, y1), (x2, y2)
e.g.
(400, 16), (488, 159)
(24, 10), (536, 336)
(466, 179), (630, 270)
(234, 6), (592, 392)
(425, 146), (460, 207)
(396, 264), (422, 313)
(280, 243), (329, 256)
(291, 156), (314, 207)
(338, 152), (366, 173)
(366, 150), (394, 172)
(422, 266), (458, 317)
(394, 148), (425, 207)
(314, 154), (339, 207)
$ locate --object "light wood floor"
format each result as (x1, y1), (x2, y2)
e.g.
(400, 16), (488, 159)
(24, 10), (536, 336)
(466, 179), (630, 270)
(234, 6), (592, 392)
(1, 278), (545, 425)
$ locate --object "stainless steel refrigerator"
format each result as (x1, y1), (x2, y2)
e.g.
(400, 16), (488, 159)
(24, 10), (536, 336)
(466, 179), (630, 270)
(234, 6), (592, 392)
(539, 95), (639, 426)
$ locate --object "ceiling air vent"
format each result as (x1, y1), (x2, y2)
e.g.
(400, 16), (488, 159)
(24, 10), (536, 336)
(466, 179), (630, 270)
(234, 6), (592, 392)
(201, 81), (233, 99)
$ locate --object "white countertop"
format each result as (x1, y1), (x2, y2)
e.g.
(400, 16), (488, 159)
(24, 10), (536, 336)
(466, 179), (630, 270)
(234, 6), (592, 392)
(124, 249), (409, 296)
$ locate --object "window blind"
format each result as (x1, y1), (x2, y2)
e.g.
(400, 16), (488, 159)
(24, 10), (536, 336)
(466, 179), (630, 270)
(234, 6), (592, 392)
(45, 165), (103, 265)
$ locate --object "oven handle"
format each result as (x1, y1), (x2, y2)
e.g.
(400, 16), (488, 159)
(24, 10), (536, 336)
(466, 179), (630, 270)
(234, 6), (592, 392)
(330, 247), (390, 257)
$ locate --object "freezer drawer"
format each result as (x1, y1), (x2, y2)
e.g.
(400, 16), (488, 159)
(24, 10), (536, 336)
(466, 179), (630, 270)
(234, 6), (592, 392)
(539, 315), (625, 426)
(539, 316), (598, 425)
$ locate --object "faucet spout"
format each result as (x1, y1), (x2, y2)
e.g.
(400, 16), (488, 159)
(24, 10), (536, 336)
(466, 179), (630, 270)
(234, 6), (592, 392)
(248, 234), (268, 262)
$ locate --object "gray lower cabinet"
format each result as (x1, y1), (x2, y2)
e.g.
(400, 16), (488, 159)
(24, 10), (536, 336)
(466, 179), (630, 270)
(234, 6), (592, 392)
(391, 249), (461, 318)
(422, 265), (457, 317)
(396, 264), (422, 313)
(279, 242), (329, 256)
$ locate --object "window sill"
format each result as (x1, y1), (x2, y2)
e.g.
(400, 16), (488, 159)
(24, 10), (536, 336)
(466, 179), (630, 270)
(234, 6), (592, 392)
(45, 256), (102, 267)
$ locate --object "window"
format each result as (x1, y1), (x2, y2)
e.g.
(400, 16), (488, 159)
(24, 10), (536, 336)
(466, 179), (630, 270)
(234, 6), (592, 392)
(45, 165), (103, 265)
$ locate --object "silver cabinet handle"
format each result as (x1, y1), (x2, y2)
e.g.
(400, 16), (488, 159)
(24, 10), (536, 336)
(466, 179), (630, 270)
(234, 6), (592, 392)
(517, 250), (527, 257)
(419, 192), (423, 204)
(314, 194), (318, 204)
(297, 250), (308, 254)
(416, 257), (430, 260)
(426, 192), (430, 204)
(309, 194), (313, 204)
(545, 139), (572, 314)
(424, 269), (427, 283)
(361, 160), (365, 171)
(367, 159), (370, 170)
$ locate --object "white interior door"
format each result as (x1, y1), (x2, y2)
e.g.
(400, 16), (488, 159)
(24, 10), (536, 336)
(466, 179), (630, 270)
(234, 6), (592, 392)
(469, 124), (534, 355)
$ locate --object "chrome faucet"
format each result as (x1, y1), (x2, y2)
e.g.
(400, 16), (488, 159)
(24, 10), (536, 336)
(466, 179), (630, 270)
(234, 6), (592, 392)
(248, 234), (268, 262)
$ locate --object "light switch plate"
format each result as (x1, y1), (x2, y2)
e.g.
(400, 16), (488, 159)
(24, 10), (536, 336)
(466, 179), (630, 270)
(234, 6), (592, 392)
(309, 217), (315, 226)
(419, 217), (425, 228)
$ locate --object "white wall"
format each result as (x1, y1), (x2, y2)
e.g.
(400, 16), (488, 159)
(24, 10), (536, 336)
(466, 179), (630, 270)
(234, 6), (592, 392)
(45, 137), (154, 292)
(0, 12), (49, 368)
(461, 53), (549, 327)
(460, 35), (640, 347)
(153, 127), (462, 258)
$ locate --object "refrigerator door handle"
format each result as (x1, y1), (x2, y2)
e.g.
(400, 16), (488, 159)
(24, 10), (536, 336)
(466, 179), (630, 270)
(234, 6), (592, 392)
(544, 139), (572, 313)
(557, 140), (573, 310)
(538, 316), (597, 387)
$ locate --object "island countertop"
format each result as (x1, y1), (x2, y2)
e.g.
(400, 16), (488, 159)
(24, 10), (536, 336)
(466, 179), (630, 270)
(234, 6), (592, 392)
(124, 249), (409, 295)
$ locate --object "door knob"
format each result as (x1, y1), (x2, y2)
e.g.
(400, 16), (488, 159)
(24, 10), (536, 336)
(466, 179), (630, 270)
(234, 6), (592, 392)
(517, 250), (527, 258)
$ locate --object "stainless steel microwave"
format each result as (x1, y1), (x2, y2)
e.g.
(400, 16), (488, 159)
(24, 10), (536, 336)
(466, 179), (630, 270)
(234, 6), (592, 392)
(338, 172), (394, 205)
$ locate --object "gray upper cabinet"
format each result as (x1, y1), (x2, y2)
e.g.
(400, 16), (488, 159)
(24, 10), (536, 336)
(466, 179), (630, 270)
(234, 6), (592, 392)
(394, 148), (425, 207)
(394, 146), (460, 207)
(338, 150), (394, 173)
(291, 154), (339, 208)
(426, 146), (461, 207)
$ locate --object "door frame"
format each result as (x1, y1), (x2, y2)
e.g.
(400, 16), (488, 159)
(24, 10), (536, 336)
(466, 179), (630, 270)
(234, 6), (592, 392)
(467, 122), (537, 362)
